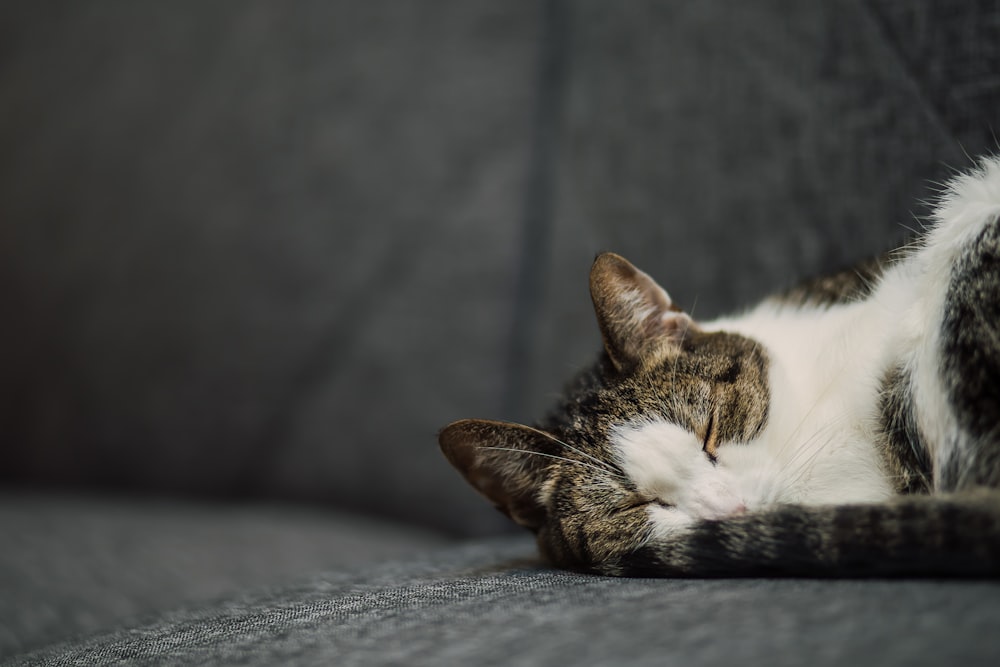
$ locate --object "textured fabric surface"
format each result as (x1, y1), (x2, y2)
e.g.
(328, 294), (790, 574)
(0, 0), (536, 536)
(0, 494), (448, 657)
(6, 536), (1000, 667)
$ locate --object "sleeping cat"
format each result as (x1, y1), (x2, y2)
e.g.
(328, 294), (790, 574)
(440, 156), (1000, 577)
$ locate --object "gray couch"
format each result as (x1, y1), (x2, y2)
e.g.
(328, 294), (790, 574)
(2, 2), (999, 665)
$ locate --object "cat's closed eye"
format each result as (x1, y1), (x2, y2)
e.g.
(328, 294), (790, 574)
(699, 408), (719, 462)
(620, 495), (672, 512)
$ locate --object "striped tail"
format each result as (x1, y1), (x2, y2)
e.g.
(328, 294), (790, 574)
(614, 490), (1000, 578)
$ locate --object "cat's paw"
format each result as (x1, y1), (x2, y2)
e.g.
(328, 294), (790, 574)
(612, 420), (747, 527)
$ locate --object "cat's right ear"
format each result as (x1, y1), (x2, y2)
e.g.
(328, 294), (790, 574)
(439, 419), (556, 531)
(590, 252), (696, 370)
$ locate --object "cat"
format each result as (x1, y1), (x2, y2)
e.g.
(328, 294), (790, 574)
(440, 156), (1000, 577)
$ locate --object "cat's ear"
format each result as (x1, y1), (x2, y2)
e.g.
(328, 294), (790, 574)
(439, 419), (556, 531)
(590, 252), (695, 370)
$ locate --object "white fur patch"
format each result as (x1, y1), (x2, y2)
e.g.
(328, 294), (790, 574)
(706, 298), (900, 509)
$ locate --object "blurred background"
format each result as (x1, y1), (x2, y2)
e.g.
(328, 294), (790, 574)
(1, 1), (996, 540)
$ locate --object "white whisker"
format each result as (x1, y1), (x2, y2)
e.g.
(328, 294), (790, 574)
(517, 424), (626, 478)
(479, 446), (628, 483)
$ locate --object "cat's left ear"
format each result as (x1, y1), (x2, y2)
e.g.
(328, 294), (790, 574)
(439, 419), (557, 531)
(590, 252), (696, 370)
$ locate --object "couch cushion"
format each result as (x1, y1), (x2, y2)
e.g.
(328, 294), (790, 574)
(0, 493), (448, 657)
(5, 534), (999, 666)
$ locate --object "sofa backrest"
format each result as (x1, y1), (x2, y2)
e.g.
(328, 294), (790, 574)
(1, 1), (996, 536)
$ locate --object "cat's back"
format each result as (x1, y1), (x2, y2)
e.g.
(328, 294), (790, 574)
(706, 157), (1000, 500)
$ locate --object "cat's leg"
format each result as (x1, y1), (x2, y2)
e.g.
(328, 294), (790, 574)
(936, 211), (1000, 489)
(913, 157), (1000, 491)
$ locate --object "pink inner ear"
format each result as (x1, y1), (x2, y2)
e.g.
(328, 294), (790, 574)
(438, 419), (552, 531)
(647, 309), (694, 342)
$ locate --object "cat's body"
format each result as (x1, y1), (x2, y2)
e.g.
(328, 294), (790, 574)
(441, 157), (1000, 577)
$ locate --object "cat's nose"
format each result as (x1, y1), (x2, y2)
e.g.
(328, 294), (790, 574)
(703, 498), (747, 519)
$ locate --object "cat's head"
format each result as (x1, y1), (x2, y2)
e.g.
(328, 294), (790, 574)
(439, 253), (771, 574)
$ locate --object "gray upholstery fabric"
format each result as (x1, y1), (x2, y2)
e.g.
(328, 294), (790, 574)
(6, 536), (1000, 667)
(0, 0), (535, 536)
(0, 494), (447, 657)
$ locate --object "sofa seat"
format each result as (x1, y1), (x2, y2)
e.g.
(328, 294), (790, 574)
(3, 498), (999, 666)
(0, 493), (449, 658)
